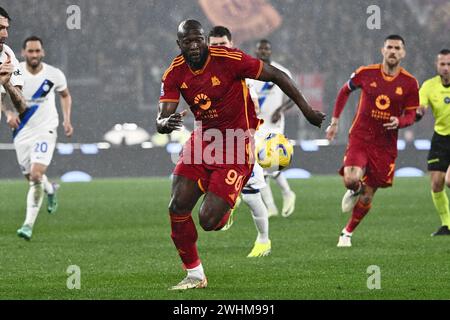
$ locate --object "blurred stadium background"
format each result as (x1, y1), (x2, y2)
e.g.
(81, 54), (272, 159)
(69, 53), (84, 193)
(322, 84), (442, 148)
(1, 0), (449, 180)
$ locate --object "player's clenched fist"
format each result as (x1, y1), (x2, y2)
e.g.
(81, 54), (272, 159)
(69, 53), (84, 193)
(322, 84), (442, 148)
(305, 109), (326, 128)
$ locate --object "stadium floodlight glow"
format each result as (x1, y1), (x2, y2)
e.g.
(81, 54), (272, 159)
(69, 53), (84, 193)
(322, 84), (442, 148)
(97, 142), (111, 150)
(166, 142), (183, 154)
(123, 123), (138, 131)
(395, 167), (425, 177)
(80, 144), (99, 155)
(314, 139), (330, 146)
(141, 142), (153, 149)
(114, 124), (123, 131)
(57, 143), (75, 155)
(282, 168), (312, 179)
(300, 140), (319, 152)
(414, 139), (431, 151)
(0, 143), (15, 150)
(397, 139), (406, 151)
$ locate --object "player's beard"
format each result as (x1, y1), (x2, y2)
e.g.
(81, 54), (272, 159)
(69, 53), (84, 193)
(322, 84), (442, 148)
(27, 57), (42, 70)
(184, 48), (208, 70)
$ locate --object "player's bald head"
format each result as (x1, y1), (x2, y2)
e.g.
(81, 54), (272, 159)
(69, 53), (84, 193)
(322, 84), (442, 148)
(177, 20), (204, 40)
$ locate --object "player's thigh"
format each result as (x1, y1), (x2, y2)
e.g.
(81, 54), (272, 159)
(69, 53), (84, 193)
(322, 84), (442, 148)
(430, 171), (446, 192)
(14, 138), (33, 176)
(446, 166), (450, 188)
(169, 175), (203, 214)
(208, 165), (252, 208)
(245, 163), (266, 191)
(342, 142), (367, 182)
(366, 148), (396, 188)
(30, 131), (57, 169)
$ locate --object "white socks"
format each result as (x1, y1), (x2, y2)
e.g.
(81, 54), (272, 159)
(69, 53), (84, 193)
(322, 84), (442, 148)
(242, 192), (269, 243)
(274, 173), (291, 195)
(187, 263), (205, 280)
(24, 181), (44, 227)
(41, 174), (54, 194)
(260, 181), (278, 214)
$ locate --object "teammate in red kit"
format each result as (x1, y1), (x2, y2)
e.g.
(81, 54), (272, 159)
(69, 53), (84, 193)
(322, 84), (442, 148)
(326, 35), (419, 247)
(157, 20), (325, 290)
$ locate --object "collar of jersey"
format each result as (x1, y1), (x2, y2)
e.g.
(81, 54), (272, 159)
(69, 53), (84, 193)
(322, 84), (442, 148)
(188, 53), (211, 76)
(380, 64), (402, 82)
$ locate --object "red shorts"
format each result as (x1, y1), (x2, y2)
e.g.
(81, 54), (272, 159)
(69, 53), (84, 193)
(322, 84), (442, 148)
(173, 134), (255, 207)
(340, 140), (397, 188)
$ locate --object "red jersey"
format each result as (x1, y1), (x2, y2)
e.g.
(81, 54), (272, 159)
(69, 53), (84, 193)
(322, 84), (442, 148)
(345, 64), (419, 150)
(160, 46), (264, 133)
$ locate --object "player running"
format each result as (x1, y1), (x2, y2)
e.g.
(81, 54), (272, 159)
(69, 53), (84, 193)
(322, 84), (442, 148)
(208, 26), (271, 258)
(158, 20), (325, 290)
(247, 39), (297, 218)
(12, 36), (73, 240)
(326, 35), (420, 247)
(0, 6), (26, 118)
(416, 49), (450, 236)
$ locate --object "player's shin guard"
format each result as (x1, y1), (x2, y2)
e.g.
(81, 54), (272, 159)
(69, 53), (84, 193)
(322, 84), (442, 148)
(170, 213), (200, 270)
(242, 192), (269, 243)
(431, 191), (450, 227)
(24, 181), (44, 227)
(345, 200), (372, 233)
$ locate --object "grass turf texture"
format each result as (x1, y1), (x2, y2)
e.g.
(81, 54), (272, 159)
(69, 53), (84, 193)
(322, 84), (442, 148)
(0, 176), (449, 300)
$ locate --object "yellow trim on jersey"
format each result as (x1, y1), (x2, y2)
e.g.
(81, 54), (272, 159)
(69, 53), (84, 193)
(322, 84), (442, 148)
(210, 53), (242, 61)
(162, 57), (186, 81)
(241, 80), (250, 131)
(159, 99), (180, 103)
(420, 75), (450, 136)
(209, 47), (242, 58)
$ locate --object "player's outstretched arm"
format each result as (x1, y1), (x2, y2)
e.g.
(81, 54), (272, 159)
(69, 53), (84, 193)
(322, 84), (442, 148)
(326, 83), (353, 141)
(257, 63), (325, 128)
(59, 89), (74, 137)
(156, 102), (187, 134)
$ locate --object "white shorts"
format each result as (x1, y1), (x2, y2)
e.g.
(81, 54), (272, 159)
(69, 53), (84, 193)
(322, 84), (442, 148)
(244, 162), (266, 191)
(14, 130), (57, 175)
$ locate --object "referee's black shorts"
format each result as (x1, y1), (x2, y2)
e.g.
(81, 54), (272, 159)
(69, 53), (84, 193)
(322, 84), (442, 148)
(428, 132), (450, 172)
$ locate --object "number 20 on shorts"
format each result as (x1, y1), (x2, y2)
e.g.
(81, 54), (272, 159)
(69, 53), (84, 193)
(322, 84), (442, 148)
(34, 142), (48, 153)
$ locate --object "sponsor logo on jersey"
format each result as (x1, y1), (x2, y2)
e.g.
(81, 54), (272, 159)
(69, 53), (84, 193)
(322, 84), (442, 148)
(181, 82), (188, 89)
(194, 93), (212, 110)
(375, 94), (391, 110)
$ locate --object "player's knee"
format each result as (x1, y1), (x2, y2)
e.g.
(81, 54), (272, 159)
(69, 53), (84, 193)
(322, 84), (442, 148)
(168, 197), (189, 215)
(343, 176), (360, 191)
(359, 194), (373, 206)
(29, 171), (43, 183)
(431, 179), (445, 193)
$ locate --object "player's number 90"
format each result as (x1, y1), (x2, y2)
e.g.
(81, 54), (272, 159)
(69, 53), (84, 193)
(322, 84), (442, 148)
(225, 170), (244, 192)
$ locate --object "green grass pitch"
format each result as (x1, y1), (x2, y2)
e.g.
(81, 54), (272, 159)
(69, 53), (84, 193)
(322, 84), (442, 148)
(0, 176), (449, 300)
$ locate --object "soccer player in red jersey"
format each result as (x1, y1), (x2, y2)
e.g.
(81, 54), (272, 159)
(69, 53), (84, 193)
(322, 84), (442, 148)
(326, 35), (420, 247)
(157, 20), (325, 289)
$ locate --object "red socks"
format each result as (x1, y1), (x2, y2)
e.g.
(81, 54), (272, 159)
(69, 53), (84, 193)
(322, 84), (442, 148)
(170, 213), (200, 269)
(345, 201), (372, 233)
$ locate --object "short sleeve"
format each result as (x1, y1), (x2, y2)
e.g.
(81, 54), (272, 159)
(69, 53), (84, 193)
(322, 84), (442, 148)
(9, 52), (24, 88)
(419, 81), (430, 108)
(55, 68), (68, 92)
(233, 51), (263, 80)
(159, 67), (180, 103)
(348, 67), (365, 90)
